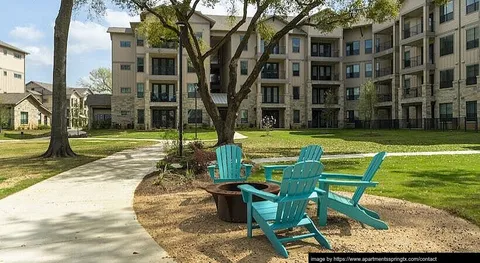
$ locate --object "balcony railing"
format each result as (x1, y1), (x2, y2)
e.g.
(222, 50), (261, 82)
(151, 93), (177, 102)
(376, 67), (392, 78)
(257, 45), (286, 55)
(261, 70), (286, 79)
(346, 94), (360, 100)
(311, 74), (340, 81)
(375, 41), (393, 53)
(403, 23), (423, 39)
(311, 50), (340, 57)
(312, 96), (339, 104)
(402, 86), (422, 98)
(377, 94), (392, 102)
(403, 55), (423, 69)
(262, 94), (285, 104)
(151, 67), (176, 75)
(151, 41), (178, 49)
(346, 72), (360, 79)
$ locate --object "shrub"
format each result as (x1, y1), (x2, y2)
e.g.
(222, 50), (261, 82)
(37, 124), (50, 130)
(190, 148), (216, 175)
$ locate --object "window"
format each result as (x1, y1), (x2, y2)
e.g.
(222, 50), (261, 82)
(137, 38), (144, 46)
(311, 43), (332, 57)
(292, 63), (300, 76)
(137, 83), (144, 98)
(20, 112), (28, 125)
(346, 41), (360, 56)
(346, 64), (360, 78)
(14, 53), (22, 59)
(404, 51), (411, 68)
(137, 109), (145, 124)
(121, 111), (129, 116)
(240, 35), (248, 51)
(152, 83), (176, 102)
(240, 110), (248, 124)
(293, 110), (300, 123)
(466, 27), (479, 50)
(292, 38), (300, 53)
(187, 59), (195, 73)
(195, 32), (203, 40)
(346, 110), (355, 123)
(120, 64), (131, 70)
(440, 34), (454, 56)
(262, 86), (280, 103)
(137, 57), (144, 72)
(121, 87), (131, 93)
(440, 103), (453, 120)
(152, 58), (175, 75)
(293, 86), (300, 100)
(365, 39), (372, 54)
(311, 65), (332, 80)
(440, 0), (454, 23)
(440, 69), (454, 88)
(187, 83), (199, 98)
(365, 63), (372, 78)
(14, 73), (22, 79)
(240, 61), (248, 75)
(467, 0), (479, 14)
(120, 41), (131, 47)
(466, 101), (477, 120)
(188, 109), (202, 123)
(346, 87), (360, 100)
(261, 62), (279, 78)
(3, 49), (6, 55)
(466, 64), (479, 85)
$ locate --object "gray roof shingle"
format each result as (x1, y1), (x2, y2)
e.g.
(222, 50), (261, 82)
(0, 40), (29, 54)
(86, 94), (111, 107)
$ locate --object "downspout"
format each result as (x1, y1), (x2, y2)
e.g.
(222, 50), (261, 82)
(458, 0), (462, 126)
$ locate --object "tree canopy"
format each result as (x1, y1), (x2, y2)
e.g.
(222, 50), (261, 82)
(78, 67), (112, 94)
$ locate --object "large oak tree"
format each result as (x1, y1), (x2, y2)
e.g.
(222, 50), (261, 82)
(115, 0), (401, 146)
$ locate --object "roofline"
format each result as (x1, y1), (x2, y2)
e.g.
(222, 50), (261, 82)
(0, 41), (29, 54)
(12, 93), (52, 114)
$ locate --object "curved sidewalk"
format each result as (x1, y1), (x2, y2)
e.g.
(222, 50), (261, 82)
(0, 144), (174, 263)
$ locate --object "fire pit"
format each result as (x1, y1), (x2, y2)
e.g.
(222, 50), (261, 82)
(205, 182), (280, 223)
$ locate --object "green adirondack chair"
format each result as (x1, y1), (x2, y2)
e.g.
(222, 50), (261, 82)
(208, 144), (253, 183)
(239, 161), (331, 258)
(316, 152), (388, 229)
(263, 145), (323, 181)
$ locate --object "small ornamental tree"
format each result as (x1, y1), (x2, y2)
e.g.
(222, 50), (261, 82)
(358, 80), (377, 129)
(262, 115), (277, 136)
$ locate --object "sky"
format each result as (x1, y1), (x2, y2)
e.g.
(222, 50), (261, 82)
(0, 0), (253, 87)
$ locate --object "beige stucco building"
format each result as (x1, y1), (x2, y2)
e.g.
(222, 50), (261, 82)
(0, 93), (51, 130)
(0, 41), (28, 94)
(108, 0), (480, 130)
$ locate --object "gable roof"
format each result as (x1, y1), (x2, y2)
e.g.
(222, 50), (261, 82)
(86, 94), (111, 107)
(107, 27), (134, 34)
(207, 15), (253, 32)
(26, 81), (91, 98)
(0, 93), (51, 114)
(0, 40), (29, 54)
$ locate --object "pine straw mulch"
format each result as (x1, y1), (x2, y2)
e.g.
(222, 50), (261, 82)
(134, 174), (480, 262)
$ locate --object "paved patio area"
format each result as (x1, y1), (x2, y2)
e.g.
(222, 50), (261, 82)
(0, 144), (174, 263)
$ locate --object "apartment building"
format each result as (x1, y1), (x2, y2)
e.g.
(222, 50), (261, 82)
(108, 0), (480, 130)
(0, 41), (28, 94)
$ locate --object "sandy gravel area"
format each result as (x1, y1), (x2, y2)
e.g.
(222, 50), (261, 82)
(134, 178), (480, 262)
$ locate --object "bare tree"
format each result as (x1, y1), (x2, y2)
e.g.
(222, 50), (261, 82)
(78, 67), (112, 94)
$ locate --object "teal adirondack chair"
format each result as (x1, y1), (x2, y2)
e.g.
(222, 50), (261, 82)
(316, 152), (388, 229)
(239, 161), (331, 258)
(263, 145), (323, 181)
(208, 144), (253, 183)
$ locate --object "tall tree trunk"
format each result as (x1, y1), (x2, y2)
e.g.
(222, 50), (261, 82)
(213, 108), (238, 146)
(42, 0), (76, 158)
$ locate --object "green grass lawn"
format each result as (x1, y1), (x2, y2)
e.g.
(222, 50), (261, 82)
(88, 129), (218, 140)
(237, 129), (480, 158)
(0, 139), (154, 199)
(0, 129), (51, 140)
(249, 154), (480, 226)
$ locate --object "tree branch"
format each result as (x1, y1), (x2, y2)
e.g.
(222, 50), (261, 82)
(187, 0), (201, 20)
(130, 0), (180, 35)
(201, 0), (249, 60)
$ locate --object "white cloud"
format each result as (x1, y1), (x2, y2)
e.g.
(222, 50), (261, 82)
(9, 25), (44, 41)
(104, 9), (140, 27)
(68, 20), (110, 53)
(22, 46), (53, 66)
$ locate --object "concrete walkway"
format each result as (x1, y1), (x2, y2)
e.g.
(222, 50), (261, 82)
(251, 150), (480, 164)
(0, 144), (174, 263)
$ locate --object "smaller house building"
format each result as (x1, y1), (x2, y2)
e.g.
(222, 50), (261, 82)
(86, 94), (112, 129)
(0, 93), (51, 130)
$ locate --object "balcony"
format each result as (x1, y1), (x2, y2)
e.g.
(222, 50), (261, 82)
(346, 95), (360, 101)
(402, 86), (422, 99)
(375, 67), (393, 78)
(377, 94), (392, 102)
(151, 93), (176, 103)
(403, 23), (423, 40)
(261, 94), (285, 104)
(256, 45), (287, 59)
(261, 70), (287, 83)
(146, 41), (178, 56)
(403, 55), (423, 69)
(310, 50), (341, 62)
(401, 21), (434, 45)
(312, 96), (339, 105)
(311, 74), (340, 81)
(375, 41), (393, 53)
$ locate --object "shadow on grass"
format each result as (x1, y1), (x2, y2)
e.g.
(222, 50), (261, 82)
(402, 169), (480, 186)
(3, 131), (50, 140)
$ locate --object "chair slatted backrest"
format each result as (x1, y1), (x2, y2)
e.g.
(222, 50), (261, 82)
(297, 145), (323, 162)
(216, 144), (243, 181)
(275, 161), (324, 226)
(351, 152), (387, 205)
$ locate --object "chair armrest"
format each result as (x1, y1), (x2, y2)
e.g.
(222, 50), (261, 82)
(314, 187), (326, 196)
(266, 179), (281, 185)
(321, 173), (364, 180)
(318, 179), (378, 187)
(263, 164), (291, 170)
(242, 163), (253, 178)
(207, 164), (217, 180)
(238, 184), (278, 202)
